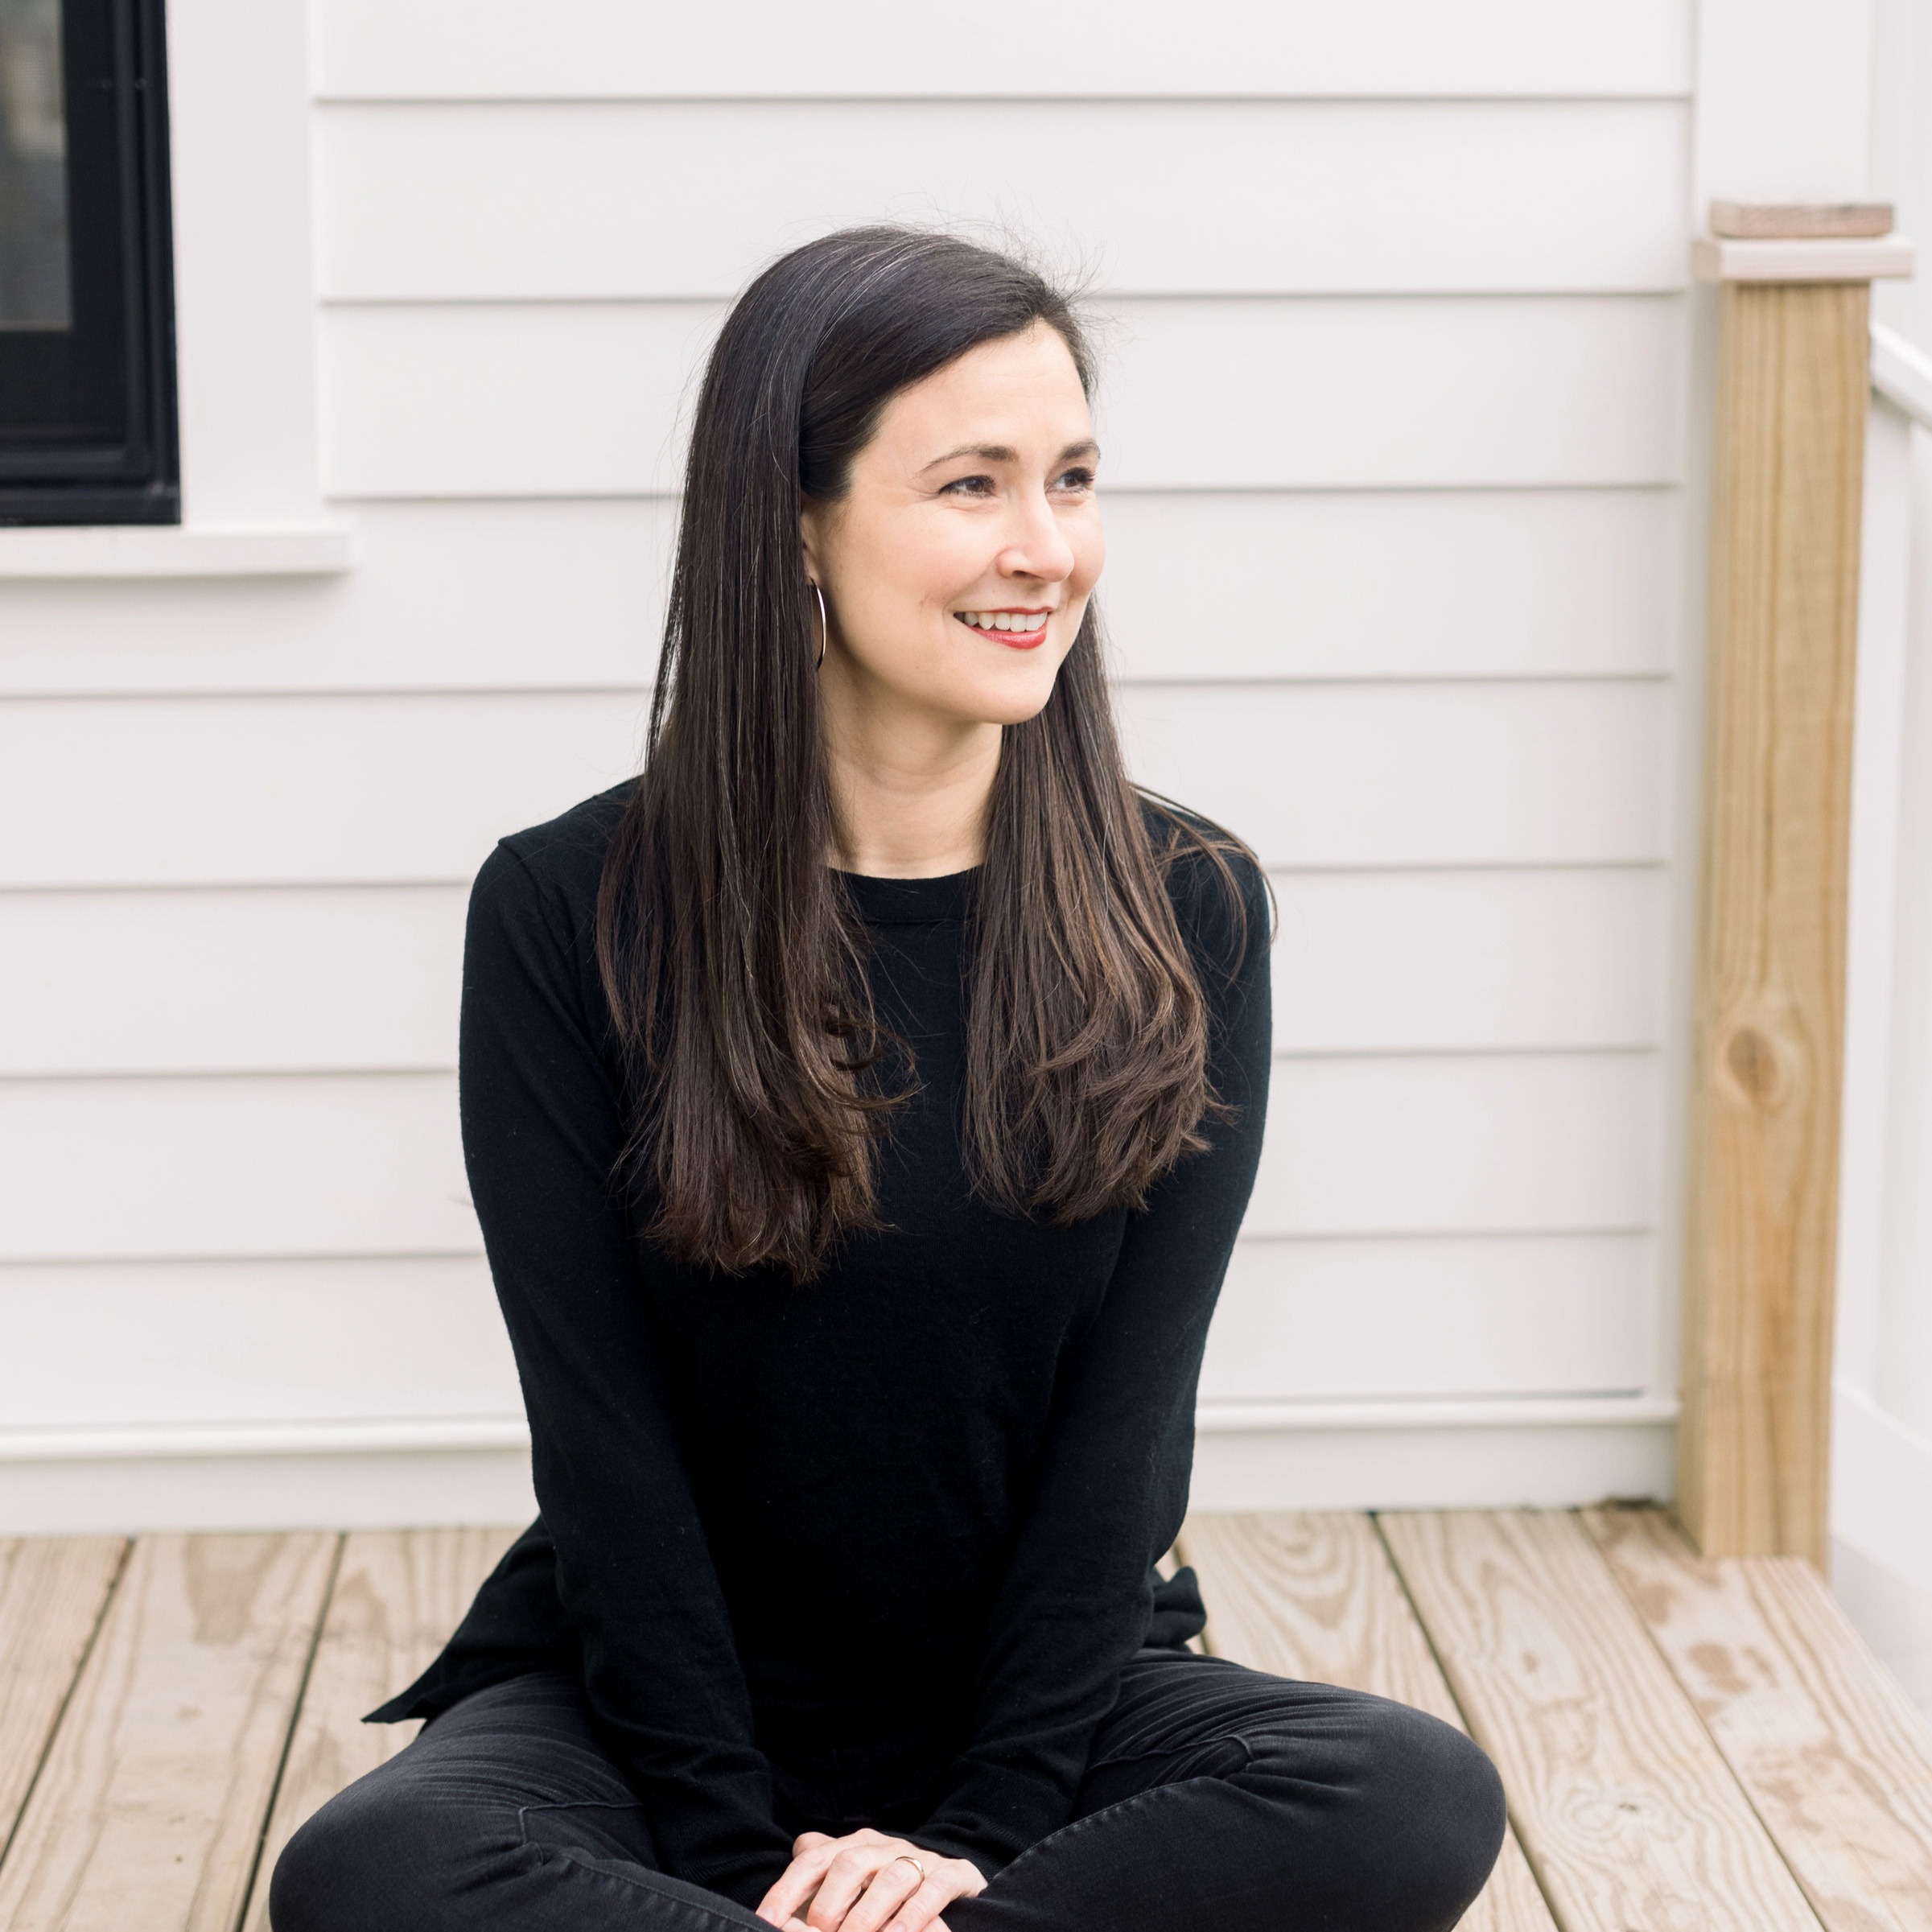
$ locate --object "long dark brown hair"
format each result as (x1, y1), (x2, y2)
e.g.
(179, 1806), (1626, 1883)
(596, 226), (1262, 1282)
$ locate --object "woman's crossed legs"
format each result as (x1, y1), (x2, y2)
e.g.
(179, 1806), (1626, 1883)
(270, 1652), (1504, 1932)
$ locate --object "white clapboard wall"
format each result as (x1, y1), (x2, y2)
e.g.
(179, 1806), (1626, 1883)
(0, 0), (1695, 1528)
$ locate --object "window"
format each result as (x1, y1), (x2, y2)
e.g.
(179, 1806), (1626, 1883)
(0, 0), (175, 524)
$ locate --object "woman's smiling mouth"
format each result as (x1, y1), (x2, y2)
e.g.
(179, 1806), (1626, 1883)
(954, 608), (1053, 650)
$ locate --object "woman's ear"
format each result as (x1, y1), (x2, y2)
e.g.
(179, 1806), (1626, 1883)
(798, 497), (827, 588)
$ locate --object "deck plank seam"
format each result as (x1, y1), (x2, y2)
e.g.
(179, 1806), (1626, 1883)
(231, 1531), (347, 1932)
(0, 1534), (133, 1886)
(1366, 1509), (1569, 1931)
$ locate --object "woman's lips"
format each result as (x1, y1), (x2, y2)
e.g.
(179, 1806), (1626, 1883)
(954, 613), (1051, 650)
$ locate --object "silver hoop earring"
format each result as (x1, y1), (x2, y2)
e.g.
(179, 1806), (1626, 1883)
(811, 582), (828, 670)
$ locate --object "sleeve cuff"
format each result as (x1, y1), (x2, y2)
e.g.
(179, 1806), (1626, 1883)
(625, 1771), (795, 1912)
(689, 1848), (794, 1913)
(912, 1761), (1076, 1879)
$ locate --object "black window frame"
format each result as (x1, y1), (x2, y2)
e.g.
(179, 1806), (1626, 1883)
(0, 0), (178, 525)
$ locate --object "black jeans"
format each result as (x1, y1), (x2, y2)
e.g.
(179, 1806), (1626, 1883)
(270, 1651), (1505, 1932)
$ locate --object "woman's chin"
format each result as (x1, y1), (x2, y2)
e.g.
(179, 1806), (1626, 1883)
(945, 664), (1066, 729)
(854, 669), (1061, 733)
(953, 693), (1060, 731)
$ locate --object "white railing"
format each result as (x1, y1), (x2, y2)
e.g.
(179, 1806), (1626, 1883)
(1872, 321), (1932, 430)
(1831, 320), (1932, 1600)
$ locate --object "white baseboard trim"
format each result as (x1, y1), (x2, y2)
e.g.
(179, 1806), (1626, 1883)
(1832, 1383), (1932, 1601)
(1193, 1417), (1675, 1510)
(0, 1397), (1678, 1531)
(0, 1447), (536, 1535)
(0, 1416), (532, 1461)
(1196, 1395), (1678, 1433)
(0, 1395), (1675, 1463)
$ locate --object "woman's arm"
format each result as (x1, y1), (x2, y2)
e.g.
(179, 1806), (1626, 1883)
(461, 837), (796, 1909)
(909, 848), (1273, 1879)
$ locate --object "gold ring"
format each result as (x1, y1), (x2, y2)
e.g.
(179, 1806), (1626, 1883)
(891, 1855), (928, 1881)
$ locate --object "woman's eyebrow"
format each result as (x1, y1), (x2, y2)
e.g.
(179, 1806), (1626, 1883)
(919, 439), (1102, 473)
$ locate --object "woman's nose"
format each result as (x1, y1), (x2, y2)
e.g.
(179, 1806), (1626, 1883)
(998, 492), (1077, 582)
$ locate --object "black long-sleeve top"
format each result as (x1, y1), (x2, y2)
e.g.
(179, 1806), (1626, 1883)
(369, 782), (1272, 1910)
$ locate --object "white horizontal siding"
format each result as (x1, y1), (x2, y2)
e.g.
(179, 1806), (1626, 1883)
(0, 500), (667, 697)
(0, 27), (1701, 1519)
(317, 101), (1689, 301)
(0, 681), (1664, 887)
(320, 295), (1687, 497)
(0, 1073), (470, 1262)
(1121, 680), (1670, 868)
(0, 488), (1678, 696)
(1246, 1052), (1659, 1238)
(0, 1233), (1651, 1436)
(0, 1257), (518, 1427)
(0, 692), (648, 887)
(1271, 867), (1666, 1053)
(1101, 488), (1681, 683)
(0, 867), (1663, 1077)
(1202, 1233), (1656, 1402)
(0, 1053), (1655, 1263)
(315, 0), (1692, 101)
(0, 887), (467, 1075)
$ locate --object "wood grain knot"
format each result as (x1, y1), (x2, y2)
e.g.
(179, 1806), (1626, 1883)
(1723, 1024), (1789, 1107)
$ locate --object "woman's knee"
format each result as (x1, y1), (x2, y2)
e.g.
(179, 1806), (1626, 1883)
(1368, 1703), (1506, 1920)
(267, 1769), (515, 1932)
(268, 1784), (378, 1932)
(1246, 1695), (1506, 1932)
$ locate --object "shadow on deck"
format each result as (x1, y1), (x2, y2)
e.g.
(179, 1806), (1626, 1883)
(0, 1509), (1928, 1929)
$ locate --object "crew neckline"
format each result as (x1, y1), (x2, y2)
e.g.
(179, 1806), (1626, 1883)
(831, 864), (981, 926)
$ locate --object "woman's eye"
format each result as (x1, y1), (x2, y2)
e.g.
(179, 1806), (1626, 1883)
(941, 474), (996, 497)
(1053, 467), (1097, 493)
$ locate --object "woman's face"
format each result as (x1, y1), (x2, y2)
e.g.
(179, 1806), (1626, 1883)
(801, 321), (1104, 731)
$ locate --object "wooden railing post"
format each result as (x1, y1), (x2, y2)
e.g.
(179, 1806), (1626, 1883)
(1678, 204), (1914, 1563)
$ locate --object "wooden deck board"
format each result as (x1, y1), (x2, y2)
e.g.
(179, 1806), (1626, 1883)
(5, 1511), (1921, 1928)
(1183, 1510), (1468, 1724)
(1588, 1505), (1932, 1932)
(0, 1537), (126, 1858)
(1180, 1510), (1557, 1932)
(0, 1532), (337, 1932)
(1379, 1509), (1823, 1932)
(240, 1525), (520, 1932)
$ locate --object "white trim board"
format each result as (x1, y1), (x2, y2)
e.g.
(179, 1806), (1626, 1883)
(1197, 1395), (1676, 1432)
(0, 1395), (1676, 1461)
(0, 1447), (537, 1535)
(1872, 322), (1932, 430)
(0, 1417), (531, 1460)
(1691, 233), (1914, 281)
(1832, 1382), (1932, 1604)
(0, 523), (356, 579)
(0, 1399), (1679, 1530)
(1196, 1417), (1674, 1511)
(165, 0), (328, 525)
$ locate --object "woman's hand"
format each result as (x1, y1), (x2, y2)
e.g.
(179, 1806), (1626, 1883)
(756, 1827), (986, 1932)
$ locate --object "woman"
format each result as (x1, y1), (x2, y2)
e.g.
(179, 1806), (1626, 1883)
(271, 227), (1505, 1932)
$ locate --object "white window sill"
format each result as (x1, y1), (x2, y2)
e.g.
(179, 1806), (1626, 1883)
(0, 519), (355, 579)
